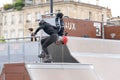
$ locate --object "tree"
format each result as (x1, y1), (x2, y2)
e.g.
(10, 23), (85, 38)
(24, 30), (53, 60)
(3, 0), (25, 11)
(3, 4), (13, 10)
(14, 0), (25, 10)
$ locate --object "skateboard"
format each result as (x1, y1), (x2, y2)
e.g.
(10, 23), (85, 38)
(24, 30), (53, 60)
(38, 53), (53, 63)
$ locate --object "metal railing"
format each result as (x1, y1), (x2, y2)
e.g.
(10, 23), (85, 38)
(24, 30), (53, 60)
(0, 36), (42, 64)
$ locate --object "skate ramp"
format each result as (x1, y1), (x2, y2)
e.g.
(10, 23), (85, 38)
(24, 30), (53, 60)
(67, 37), (120, 80)
(25, 63), (100, 80)
(48, 43), (78, 63)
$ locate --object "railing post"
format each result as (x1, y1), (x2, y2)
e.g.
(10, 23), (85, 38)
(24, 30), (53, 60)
(50, 0), (53, 16)
(7, 39), (10, 63)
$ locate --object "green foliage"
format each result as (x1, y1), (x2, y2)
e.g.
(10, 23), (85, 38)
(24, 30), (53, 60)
(16, 6), (23, 10)
(0, 36), (6, 43)
(14, 0), (25, 10)
(15, 1), (25, 7)
(16, 0), (25, 3)
(3, 0), (25, 11)
(3, 4), (13, 10)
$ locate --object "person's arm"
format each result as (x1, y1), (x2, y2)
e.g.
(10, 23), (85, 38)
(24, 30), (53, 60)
(60, 19), (64, 27)
(34, 27), (41, 35)
(58, 27), (64, 36)
(55, 17), (59, 26)
(34, 24), (44, 35)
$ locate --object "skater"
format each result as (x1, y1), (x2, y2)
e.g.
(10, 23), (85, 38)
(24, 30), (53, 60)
(33, 20), (59, 62)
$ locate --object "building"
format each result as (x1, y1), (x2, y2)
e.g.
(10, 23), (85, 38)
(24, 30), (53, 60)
(1, 10), (24, 39)
(108, 16), (120, 25)
(0, 0), (112, 39)
(24, 0), (112, 22)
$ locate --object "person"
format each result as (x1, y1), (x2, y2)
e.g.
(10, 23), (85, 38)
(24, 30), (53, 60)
(33, 20), (59, 62)
(55, 12), (64, 36)
(28, 28), (37, 41)
(55, 12), (69, 45)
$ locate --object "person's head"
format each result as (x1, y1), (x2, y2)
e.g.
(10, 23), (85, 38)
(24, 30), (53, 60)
(39, 20), (46, 25)
(56, 12), (63, 19)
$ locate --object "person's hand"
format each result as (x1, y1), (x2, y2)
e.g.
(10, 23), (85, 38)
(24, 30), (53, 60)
(56, 40), (63, 45)
(64, 31), (68, 36)
(55, 37), (63, 45)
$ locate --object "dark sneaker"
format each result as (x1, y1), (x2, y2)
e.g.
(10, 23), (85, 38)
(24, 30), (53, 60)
(43, 55), (53, 63)
(38, 52), (45, 58)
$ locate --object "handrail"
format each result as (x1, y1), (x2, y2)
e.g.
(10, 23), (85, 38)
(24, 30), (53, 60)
(0, 36), (42, 63)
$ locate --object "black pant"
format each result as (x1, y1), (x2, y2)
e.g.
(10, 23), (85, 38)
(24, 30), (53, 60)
(41, 33), (58, 55)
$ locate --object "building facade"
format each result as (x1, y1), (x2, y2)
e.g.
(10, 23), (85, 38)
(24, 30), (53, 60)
(0, 0), (112, 39)
(108, 16), (120, 25)
(23, 0), (111, 22)
(1, 10), (24, 39)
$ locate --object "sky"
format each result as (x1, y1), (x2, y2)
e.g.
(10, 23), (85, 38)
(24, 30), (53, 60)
(0, 0), (12, 7)
(0, 0), (119, 17)
(81, 0), (120, 17)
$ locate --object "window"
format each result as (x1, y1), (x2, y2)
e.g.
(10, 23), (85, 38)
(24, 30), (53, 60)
(18, 29), (23, 38)
(11, 30), (15, 38)
(25, 0), (33, 5)
(11, 15), (15, 24)
(26, 13), (32, 23)
(4, 31), (8, 39)
(89, 11), (92, 20)
(101, 14), (104, 21)
(19, 14), (23, 23)
(45, 0), (50, 3)
(4, 16), (7, 25)
(35, 12), (41, 21)
(35, 0), (41, 5)
(73, 0), (79, 2)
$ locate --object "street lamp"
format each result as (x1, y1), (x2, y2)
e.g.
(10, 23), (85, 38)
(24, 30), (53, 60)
(50, 0), (53, 16)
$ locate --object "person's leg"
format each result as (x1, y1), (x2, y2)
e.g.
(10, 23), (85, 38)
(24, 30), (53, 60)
(38, 37), (49, 58)
(42, 33), (58, 55)
(41, 38), (48, 45)
(42, 33), (58, 62)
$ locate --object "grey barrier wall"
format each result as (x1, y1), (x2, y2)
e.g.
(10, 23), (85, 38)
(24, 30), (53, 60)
(48, 43), (78, 63)
(0, 38), (41, 64)
(24, 42), (40, 62)
(0, 43), (8, 63)
(0, 36), (79, 64)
